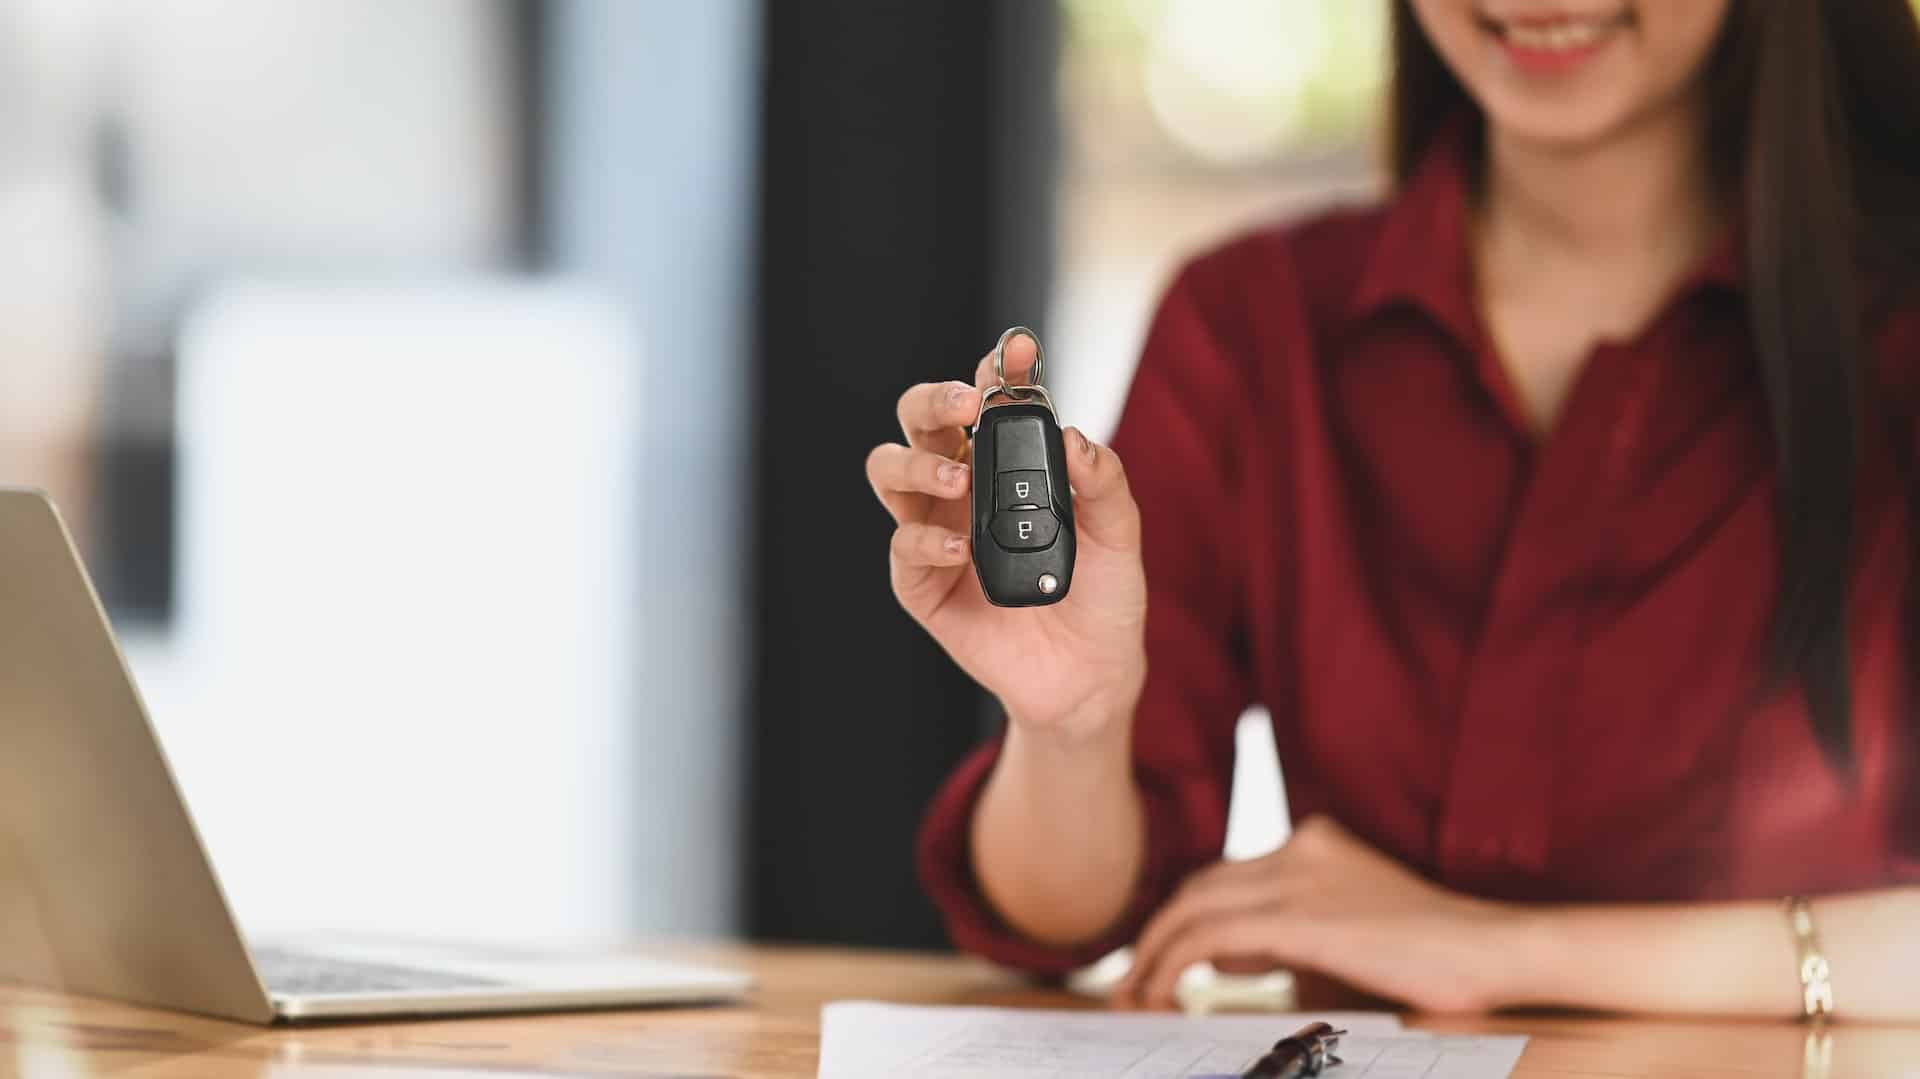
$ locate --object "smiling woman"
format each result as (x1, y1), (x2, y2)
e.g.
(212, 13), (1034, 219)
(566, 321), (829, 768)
(1395, 0), (1920, 776)
(884, 0), (1920, 1022)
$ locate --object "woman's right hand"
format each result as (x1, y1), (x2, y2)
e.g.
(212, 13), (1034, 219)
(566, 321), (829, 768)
(866, 335), (1149, 740)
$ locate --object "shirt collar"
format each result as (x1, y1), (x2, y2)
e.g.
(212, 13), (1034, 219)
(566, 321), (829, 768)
(1346, 115), (1485, 346)
(1345, 115), (1746, 343)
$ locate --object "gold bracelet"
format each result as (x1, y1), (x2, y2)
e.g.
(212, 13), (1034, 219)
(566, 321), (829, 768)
(1785, 896), (1834, 1020)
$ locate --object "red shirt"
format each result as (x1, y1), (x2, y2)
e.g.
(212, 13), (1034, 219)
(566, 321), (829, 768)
(916, 128), (1920, 975)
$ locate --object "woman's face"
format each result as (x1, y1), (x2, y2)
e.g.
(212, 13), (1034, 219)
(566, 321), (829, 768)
(1408, 0), (1734, 149)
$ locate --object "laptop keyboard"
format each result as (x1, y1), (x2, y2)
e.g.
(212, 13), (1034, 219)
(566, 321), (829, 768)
(253, 946), (511, 996)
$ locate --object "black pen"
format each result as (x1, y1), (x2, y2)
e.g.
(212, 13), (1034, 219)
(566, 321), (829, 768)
(1239, 1021), (1347, 1079)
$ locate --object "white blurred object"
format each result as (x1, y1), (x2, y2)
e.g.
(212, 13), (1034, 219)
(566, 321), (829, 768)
(170, 281), (640, 940)
(1224, 707), (1290, 861)
(1144, 0), (1323, 164)
(1049, 259), (1161, 444)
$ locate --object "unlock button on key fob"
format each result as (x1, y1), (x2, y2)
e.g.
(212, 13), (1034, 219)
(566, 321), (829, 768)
(991, 509), (1059, 551)
(995, 470), (1049, 510)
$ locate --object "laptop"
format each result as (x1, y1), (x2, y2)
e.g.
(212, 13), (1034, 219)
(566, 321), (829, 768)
(0, 488), (753, 1022)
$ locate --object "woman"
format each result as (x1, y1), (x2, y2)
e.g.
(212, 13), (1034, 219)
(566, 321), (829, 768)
(865, 0), (1920, 1018)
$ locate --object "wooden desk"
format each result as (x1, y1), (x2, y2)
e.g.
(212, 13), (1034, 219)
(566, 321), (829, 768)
(2, 944), (1915, 1077)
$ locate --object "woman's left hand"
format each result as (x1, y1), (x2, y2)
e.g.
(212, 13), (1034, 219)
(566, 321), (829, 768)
(1112, 816), (1526, 1013)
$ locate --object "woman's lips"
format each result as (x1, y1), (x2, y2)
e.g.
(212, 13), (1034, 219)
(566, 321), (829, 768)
(1478, 11), (1631, 75)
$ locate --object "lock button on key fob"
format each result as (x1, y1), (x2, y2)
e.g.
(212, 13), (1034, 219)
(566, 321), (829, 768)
(990, 508), (1060, 551)
(970, 328), (1074, 607)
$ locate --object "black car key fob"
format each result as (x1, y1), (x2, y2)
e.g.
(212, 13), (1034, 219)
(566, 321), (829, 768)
(970, 327), (1074, 607)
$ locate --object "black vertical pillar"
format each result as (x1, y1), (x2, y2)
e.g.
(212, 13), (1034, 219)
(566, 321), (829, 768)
(748, 1), (1059, 948)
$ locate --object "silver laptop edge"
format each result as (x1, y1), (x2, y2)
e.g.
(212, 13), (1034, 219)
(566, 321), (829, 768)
(0, 488), (750, 1023)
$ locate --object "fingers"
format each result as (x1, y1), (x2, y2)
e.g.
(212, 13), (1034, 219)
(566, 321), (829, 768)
(1119, 906), (1310, 1011)
(890, 520), (969, 569)
(893, 333), (1042, 460)
(898, 380), (983, 455)
(866, 443), (971, 523)
(889, 521), (970, 613)
(1114, 860), (1294, 1008)
(1061, 426), (1141, 552)
(1126, 870), (1287, 984)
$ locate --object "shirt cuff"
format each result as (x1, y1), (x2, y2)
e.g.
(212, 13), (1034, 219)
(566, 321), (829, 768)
(915, 739), (1206, 978)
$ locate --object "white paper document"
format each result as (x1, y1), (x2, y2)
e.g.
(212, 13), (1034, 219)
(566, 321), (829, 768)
(819, 1002), (1527, 1079)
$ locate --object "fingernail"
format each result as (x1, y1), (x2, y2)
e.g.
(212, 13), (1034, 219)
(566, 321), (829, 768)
(1070, 427), (1096, 458)
(945, 382), (972, 409)
(937, 461), (967, 487)
(943, 533), (967, 554)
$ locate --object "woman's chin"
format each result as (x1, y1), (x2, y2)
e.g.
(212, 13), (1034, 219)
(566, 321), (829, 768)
(1478, 97), (1652, 156)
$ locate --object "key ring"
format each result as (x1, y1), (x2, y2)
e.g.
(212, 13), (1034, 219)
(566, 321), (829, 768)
(965, 327), (1057, 455)
(994, 326), (1046, 400)
(971, 326), (1056, 437)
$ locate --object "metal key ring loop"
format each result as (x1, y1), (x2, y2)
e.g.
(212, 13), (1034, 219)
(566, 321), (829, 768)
(994, 326), (1045, 399)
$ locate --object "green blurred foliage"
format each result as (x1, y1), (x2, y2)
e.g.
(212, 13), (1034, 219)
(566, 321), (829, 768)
(1062, 0), (1387, 162)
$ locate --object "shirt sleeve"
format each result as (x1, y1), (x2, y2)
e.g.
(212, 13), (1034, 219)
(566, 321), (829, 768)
(916, 252), (1262, 975)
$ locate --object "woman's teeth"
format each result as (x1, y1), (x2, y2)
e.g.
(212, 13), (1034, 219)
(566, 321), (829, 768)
(1503, 19), (1612, 51)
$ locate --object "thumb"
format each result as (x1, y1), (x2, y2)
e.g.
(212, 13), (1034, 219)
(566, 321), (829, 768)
(1063, 426), (1140, 552)
(972, 332), (1041, 393)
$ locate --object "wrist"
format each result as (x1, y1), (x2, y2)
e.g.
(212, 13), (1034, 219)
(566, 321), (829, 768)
(973, 687), (1147, 948)
(1008, 649), (1146, 737)
(1004, 695), (1133, 768)
(1473, 901), (1557, 1011)
(1005, 680), (1140, 754)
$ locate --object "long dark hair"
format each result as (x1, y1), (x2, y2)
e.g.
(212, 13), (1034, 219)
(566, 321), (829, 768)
(1389, 0), (1920, 772)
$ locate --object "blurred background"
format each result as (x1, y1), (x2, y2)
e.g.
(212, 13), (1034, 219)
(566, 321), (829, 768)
(0, 0), (1387, 950)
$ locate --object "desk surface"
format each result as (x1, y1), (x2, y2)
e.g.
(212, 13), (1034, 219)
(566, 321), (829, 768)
(2, 943), (1914, 1077)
